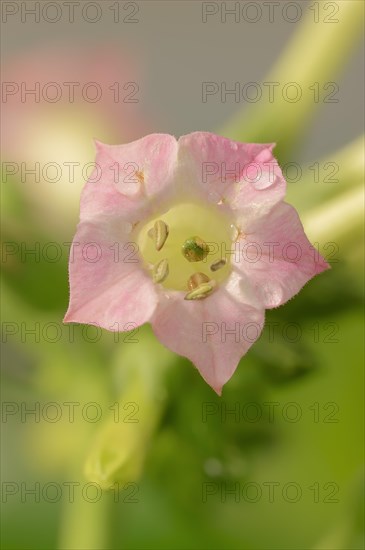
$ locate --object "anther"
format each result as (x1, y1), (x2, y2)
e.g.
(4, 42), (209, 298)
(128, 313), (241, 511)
(184, 281), (216, 301)
(148, 220), (169, 251)
(152, 258), (169, 283)
(187, 272), (210, 290)
(210, 259), (226, 272)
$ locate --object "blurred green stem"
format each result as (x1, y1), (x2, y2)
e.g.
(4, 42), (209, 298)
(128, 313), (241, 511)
(59, 473), (109, 550)
(84, 327), (176, 489)
(289, 135), (365, 248)
(220, 1), (364, 160)
(302, 184), (363, 246)
(59, 329), (177, 547)
(286, 135), (364, 211)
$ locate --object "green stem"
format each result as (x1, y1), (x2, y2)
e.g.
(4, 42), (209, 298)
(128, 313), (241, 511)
(302, 184), (363, 246)
(58, 466), (110, 550)
(286, 134), (364, 212)
(84, 326), (176, 490)
(220, 1), (364, 160)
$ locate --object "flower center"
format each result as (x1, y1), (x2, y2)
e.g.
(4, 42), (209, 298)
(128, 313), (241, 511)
(136, 202), (235, 294)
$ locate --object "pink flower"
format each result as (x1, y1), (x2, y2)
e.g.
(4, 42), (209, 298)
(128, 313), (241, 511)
(64, 132), (329, 394)
(2, 44), (148, 236)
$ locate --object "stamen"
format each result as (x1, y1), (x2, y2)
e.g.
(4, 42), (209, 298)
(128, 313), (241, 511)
(152, 258), (169, 283)
(182, 236), (210, 262)
(138, 202), (233, 290)
(148, 220), (169, 251)
(187, 272), (210, 290)
(184, 281), (216, 301)
(210, 259), (226, 272)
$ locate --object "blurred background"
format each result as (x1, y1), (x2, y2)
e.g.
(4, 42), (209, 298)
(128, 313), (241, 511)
(1, 1), (364, 549)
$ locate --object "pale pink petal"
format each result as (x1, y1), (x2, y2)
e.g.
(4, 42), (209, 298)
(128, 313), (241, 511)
(177, 132), (285, 220)
(80, 134), (179, 223)
(152, 284), (264, 395)
(233, 202), (330, 308)
(64, 218), (157, 329)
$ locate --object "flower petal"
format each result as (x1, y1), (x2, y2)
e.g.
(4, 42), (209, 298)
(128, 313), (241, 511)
(233, 202), (330, 308)
(80, 134), (179, 223)
(151, 285), (264, 394)
(177, 132), (285, 220)
(64, 218), (157, 329)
